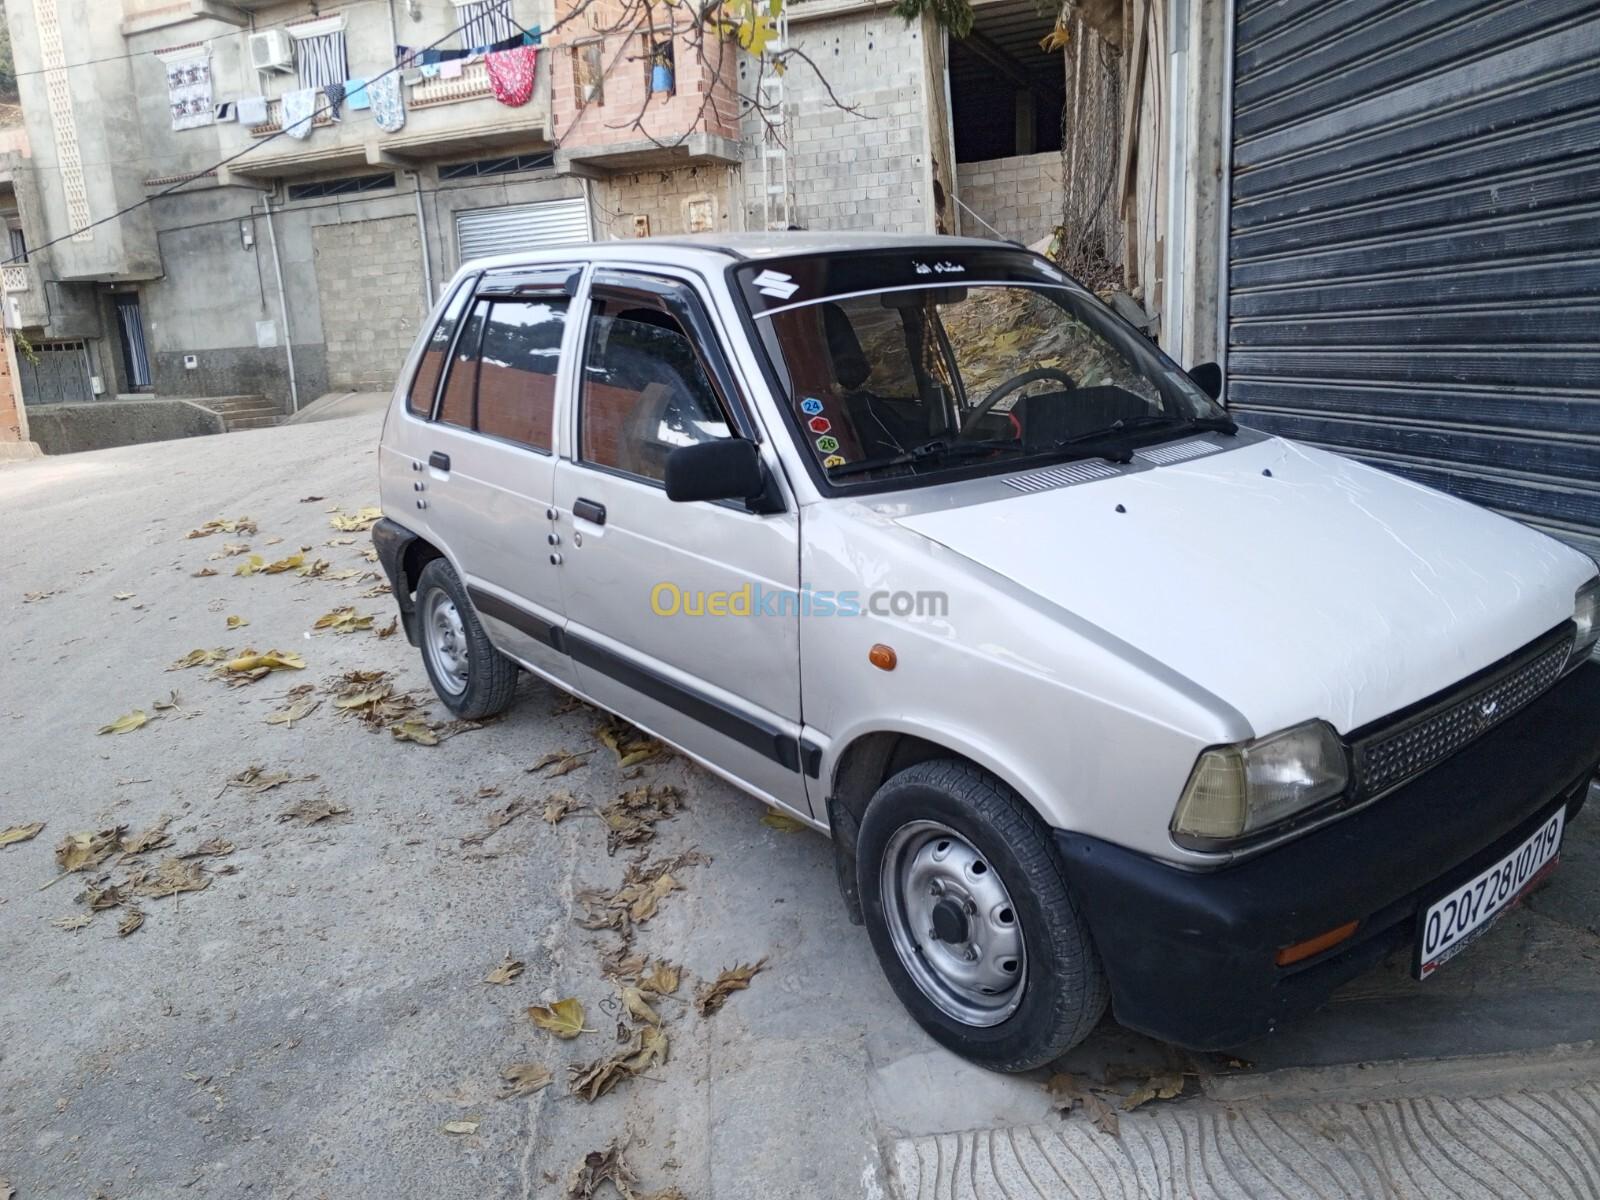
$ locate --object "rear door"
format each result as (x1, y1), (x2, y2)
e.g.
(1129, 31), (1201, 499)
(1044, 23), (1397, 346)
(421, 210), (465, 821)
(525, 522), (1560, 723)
(412, 266), (579, 686)
(550, 270), (810, 816)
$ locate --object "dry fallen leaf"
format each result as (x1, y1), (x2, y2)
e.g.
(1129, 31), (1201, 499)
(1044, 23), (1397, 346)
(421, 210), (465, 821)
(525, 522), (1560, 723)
(598, 784), (683, 856)
(575, 850), (708, 936)
(191, 567), (218, 577)
(150, 690), (186, 713)
(483, 954), (524, 986)
(187, 517), (257, 539)
(263, 553), (305, 575)
(528, 750), (590, 777)
(222, 764), (314, 795)
(1120, 1070), (1187, 1112)
(329, 506), (383, 533)
(113, 591), (135, 601)
(23, 589), (58, 602)
(761, 808), (806, 833)
(619, 986), (661, 1026)
(376, 616), (399, 639)
(117, 908), (145, 936)
(278, 798), (348, 825)
(300, 495), (324, 503)
(597, 718), (667, 769)
(181, 837), (237, 859)
(461, 800), (529, 846)
(392, 719), (440, 746)
(695, 959), (767, 1017)
(265, 697), (321, 727)
(120, 817), (174, 857)
(542, 791), (578, 825)
(567, 1025), (668, 1102)
(52, 913), (93, 931)
(226, 615), (250, 629)
(131, 857), (212, 899)
(442, 1119), (479, 1136)
(169, 647), (228, 670)
(220, 649), (305, 685)
(0, 821), (45, 849)
(98, 709), (150, 735)
(528, 997), (591, 1039)
(1046, 1072), (1121, 1135)
(55, 827), (125, 874)
(498, 1063), (553, 1099)
(639, 961), (681, 996)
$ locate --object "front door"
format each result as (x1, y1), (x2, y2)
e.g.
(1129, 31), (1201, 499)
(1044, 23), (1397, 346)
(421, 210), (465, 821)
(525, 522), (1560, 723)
(551, 270), (809, 816)
(414, 266), (577, 686)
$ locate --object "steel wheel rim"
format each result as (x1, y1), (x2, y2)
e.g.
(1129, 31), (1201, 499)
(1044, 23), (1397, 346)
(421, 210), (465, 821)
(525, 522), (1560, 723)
(880, 819), (1027, 1026)
(423, 587), (469, 695)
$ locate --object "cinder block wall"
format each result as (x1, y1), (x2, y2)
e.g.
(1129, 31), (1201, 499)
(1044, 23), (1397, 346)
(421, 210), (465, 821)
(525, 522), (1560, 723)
(312, 215), (425, 392)
(595, 164), (741, 237)
(955, 152), (1064, 246)
(740, 12), (932, 233)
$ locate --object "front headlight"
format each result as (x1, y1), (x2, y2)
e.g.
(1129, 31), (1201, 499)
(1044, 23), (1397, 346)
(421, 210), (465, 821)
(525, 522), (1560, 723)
(1568, 575), (1600, 671)
(1171, 720), (1349, 850)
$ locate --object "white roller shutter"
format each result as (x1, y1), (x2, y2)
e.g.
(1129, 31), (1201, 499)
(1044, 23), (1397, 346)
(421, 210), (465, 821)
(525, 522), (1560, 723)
(455, 198), (591, 262)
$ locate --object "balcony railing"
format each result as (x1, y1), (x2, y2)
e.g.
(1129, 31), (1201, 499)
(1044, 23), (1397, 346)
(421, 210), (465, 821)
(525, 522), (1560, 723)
(408, 59), (495, 109)
(1, 264), (31, 293)
(247, 99), (338, 137)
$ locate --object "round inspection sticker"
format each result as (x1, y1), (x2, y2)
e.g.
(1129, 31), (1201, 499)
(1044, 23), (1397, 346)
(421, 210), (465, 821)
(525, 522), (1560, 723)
(815, 435), (840, 454)
(800, 397), (824, 416)
(823, 454), (846, 468)
(807, 416), (832, 434)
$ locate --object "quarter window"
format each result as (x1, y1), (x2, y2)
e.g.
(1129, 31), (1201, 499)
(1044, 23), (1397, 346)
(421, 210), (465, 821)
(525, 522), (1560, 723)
(437, 300), (488, 429)
(408, 283), (471, 417)
(475, 297), (567, 453)
(579, 304), (730, 483)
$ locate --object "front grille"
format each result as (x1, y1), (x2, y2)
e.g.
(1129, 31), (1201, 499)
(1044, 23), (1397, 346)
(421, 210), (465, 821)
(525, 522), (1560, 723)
(1352, 629), (1572, 797)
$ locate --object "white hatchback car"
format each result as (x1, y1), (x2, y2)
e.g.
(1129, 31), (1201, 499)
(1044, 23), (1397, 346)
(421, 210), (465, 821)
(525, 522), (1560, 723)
(374, 232), (1600, 1071)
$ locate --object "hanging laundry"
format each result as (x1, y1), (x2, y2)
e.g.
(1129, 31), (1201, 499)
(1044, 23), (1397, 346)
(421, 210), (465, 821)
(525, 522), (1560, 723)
(323, 81), (346, 121)
(419, 62), (440, 79)
(213, 99), (237, 123)
(281, 87), (317, 139)
(344, 78), (371, 110)
(439, 58), (464, 79)
(163, 47), (214, 131)
(485, 44), (537, 107)
(237, 93), (269, 127)
(367, 72), (406, 133)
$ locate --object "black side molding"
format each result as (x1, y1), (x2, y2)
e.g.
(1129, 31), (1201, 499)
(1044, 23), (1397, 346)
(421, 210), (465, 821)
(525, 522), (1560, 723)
(466, 584), (565, 651)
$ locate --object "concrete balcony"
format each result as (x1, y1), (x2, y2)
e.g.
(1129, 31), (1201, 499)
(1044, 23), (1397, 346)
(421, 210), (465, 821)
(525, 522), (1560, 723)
(1, 262), (50, 329)
(218, 61), (552, 183)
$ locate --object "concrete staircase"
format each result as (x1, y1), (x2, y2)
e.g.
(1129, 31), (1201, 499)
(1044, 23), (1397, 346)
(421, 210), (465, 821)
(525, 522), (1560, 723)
(193, 395), (286, 432)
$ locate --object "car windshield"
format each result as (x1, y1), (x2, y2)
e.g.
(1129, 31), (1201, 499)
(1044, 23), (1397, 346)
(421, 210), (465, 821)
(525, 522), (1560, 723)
(737, 250), (1229, 487)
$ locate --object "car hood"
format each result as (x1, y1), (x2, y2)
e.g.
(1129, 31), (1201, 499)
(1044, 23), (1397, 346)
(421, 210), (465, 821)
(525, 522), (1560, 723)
(896, 436), (1591, 736)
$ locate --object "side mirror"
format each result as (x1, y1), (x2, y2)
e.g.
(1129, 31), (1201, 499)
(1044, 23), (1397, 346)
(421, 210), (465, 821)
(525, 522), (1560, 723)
(665, 438), (774, 509)
(1187, 361), (1223, 401)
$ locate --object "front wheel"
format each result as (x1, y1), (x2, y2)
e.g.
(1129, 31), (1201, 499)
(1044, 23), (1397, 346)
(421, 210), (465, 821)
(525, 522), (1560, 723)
(857, 760), (1108, 1071)
(415, 558), (519, 720)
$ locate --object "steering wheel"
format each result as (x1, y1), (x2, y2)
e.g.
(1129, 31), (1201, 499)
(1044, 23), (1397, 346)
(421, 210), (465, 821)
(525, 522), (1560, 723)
(960, 367), (1076, 437)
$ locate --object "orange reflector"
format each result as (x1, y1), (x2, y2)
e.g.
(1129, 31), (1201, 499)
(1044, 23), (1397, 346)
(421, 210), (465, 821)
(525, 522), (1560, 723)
(1275, 920), (1359, 967)
(868, 643), (898, 671)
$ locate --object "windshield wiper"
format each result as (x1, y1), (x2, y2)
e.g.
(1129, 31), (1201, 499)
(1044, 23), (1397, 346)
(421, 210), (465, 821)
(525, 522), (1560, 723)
(1054, 411), (1238, 453)
(824, 438), (1020, 480)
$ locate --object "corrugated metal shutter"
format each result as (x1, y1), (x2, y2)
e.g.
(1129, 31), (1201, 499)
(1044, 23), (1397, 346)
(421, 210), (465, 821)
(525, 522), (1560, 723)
(1226, 1), (1600, 558)
(455, 198), (591, 262)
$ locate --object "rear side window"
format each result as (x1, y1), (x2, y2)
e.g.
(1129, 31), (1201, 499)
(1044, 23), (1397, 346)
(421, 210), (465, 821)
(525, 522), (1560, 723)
(437, 300), (488, 429)
(475, 297), (567, 452)
(408, 284), (471, 417)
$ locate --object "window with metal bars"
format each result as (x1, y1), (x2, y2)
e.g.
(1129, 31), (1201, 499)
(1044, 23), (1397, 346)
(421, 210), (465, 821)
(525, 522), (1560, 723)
(439, 152), (554, 180)
(454, 0), (516, 48)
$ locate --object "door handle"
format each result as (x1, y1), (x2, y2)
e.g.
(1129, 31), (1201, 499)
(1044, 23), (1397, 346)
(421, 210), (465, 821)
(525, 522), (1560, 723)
(573, 497), (606, 526)
(428, 451), (451, 472)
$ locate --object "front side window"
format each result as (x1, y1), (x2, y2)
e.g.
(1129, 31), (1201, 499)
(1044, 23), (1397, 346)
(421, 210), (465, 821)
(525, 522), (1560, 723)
(580, 302), (730, 483)
(739, 250), (1228, 488)
(476, 297), (567, 452)
(409, 283), (471, 417)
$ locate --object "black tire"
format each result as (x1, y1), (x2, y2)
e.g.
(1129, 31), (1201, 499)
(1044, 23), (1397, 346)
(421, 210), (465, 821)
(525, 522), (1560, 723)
(414, 558), (519, 720)
(857, 759), (1108, 1072)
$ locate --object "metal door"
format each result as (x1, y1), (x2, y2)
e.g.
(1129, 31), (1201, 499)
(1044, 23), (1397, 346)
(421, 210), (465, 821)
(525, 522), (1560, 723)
(17, 340), (92, 405)
(455, 198), (590, 263)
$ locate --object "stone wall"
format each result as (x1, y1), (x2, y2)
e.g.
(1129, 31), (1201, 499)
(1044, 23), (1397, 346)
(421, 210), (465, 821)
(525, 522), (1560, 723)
(740, 11), (932, 233)
(955, 152), (1064, 247)
(25, 397), (223, 455)
(312, 215), (427, 393)
(594, 165), (741, 238)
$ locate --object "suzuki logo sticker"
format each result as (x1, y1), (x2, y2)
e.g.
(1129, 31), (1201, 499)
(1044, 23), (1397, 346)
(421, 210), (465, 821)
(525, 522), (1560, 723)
(752, 270), (799, 299)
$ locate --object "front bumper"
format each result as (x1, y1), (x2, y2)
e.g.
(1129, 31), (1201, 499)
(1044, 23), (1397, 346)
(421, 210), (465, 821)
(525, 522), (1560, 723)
(1056, 661), (1600, 1050)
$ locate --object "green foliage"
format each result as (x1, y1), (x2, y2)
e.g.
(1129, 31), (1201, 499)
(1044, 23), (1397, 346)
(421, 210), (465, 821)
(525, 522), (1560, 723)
(0, 0), (15, 104)
(890, 0), (974, 38)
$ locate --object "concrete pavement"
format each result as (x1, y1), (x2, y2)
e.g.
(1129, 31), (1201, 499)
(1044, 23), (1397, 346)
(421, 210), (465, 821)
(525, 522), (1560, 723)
(2, 410), (1599, 1199)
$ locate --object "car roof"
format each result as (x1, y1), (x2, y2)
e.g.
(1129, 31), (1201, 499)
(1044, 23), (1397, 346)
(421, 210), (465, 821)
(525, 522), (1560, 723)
(462, 230), (1018, 276)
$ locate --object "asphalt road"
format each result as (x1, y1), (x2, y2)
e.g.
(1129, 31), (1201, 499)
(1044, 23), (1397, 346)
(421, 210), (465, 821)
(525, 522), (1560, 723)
(3, 411), (1599, 1200)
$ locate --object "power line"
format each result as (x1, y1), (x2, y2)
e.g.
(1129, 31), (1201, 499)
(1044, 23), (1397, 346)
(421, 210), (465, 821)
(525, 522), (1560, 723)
(0, 0), (564, 269)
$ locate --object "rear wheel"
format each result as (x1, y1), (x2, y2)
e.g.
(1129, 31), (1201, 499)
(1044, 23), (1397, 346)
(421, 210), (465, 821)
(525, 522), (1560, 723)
(858, 759), (1108, 1071)
(415, 558), (518, 719)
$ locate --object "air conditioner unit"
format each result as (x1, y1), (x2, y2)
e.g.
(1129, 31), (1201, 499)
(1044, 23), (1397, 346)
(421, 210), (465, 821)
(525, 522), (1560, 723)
(247, 29), (295, 73)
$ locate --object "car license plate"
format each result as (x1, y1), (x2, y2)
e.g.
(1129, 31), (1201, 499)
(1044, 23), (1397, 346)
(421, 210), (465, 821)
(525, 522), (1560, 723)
(1416, 808), (1564, 980)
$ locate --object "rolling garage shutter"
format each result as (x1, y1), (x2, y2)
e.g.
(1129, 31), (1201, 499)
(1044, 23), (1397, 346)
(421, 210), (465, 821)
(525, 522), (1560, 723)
(1225, 1), (1600, 557)
(455, 197), (591, 262)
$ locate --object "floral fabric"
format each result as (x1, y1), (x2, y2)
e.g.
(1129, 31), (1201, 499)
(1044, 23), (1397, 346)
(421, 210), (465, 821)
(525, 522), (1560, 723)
(281, 87), (317, 140)
(485, 45), (537, 107)
(368, 72), (406, 132)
